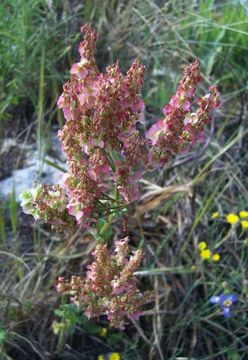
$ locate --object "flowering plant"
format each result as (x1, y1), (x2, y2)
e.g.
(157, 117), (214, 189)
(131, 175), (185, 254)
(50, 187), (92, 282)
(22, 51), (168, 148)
(20, 25), (220, 328)
(210, 293), (238, 318)
(21, 25), (220, 232)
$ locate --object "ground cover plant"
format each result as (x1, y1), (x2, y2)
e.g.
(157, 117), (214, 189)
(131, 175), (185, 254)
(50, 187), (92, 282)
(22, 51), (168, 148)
(0, 1), (247, 359)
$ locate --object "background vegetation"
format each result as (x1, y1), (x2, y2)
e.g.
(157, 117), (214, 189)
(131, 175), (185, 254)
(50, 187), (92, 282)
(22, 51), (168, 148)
(0, 0), (247, 359)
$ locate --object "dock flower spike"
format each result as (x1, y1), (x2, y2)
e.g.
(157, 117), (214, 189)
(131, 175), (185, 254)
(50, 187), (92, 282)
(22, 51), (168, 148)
(210, 293), (237, 318)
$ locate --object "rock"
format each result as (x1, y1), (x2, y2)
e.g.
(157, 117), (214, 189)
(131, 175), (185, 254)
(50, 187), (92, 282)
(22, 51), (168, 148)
(0, 151), (66, 201)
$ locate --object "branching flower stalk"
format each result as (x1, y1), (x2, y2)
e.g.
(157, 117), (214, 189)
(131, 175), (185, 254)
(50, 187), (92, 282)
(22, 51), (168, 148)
(56, 237), (151, 329)
(20, 25), (220, 328)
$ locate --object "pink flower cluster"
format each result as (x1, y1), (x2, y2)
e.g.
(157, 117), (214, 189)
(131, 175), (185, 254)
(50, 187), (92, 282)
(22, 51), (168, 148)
(20, 184), (76, 231)
(146, 60), (220, 166)
(57, 25), (146, 228)
(56, 237), (151, 329)
(21, 25), (220, 231)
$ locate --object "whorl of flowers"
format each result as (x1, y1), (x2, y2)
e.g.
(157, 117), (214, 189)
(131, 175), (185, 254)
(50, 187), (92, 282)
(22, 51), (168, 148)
(20, 25), (220, 231)
(56, 237), (151, 329)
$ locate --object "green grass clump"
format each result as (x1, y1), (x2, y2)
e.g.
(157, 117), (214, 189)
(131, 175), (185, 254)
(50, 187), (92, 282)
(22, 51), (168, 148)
(0, 0), (80, 131)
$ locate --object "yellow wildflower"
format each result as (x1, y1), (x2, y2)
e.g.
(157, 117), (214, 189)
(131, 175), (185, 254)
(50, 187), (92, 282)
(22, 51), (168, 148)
(212, 253), (220, 262)
(240, 211), (248, 219)
(200, 249), (211, 260)
(109, 353), (120, 360)
(198, 241), (207, 251)
(211, 211), (219, 219)
(226, 213), (239, 225)
(98, 356), (104, 360)
(99, 327), (107, 337)
(241, 221), (248, 230)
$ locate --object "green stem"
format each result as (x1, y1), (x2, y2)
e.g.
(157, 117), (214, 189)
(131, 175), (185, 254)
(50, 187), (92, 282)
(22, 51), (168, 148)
(98, 185), (121, 243)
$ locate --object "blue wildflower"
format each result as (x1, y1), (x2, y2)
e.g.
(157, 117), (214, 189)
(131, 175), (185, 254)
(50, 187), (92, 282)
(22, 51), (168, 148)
(209, 293), (237, 318)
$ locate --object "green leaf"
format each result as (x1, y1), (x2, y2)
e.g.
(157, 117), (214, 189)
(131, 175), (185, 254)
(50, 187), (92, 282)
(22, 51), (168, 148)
(0, 328), (7, 345)
(107, 333), (122, 346)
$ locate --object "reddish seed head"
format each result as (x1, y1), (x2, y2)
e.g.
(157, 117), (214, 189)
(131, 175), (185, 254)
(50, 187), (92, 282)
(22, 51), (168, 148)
(56, 238), (151, 329)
